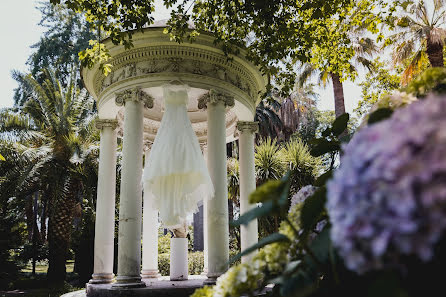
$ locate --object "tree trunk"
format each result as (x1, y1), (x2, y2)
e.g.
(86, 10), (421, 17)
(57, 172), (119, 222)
(47, 195), (75, 286)
(40, 198), (47, 242)
(426, 39), (444, 67)
(25, 195), (33, 242)
(331, 73), (346, 118)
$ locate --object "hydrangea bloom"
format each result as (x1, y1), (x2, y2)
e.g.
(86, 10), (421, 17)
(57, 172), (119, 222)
(290, 185), (317, 210)
(327, 94), (446, 274)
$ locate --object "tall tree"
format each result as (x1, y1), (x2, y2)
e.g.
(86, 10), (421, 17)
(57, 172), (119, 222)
(0, 69), (99, 286)
(13, 2), (95, 107)
(50, 0), (393, 95)
(388, 0), (446, 85)
(300, 36), (378, 118)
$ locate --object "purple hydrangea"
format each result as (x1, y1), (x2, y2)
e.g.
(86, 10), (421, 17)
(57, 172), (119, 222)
(327, 94), (446, 274)
(290, 185), (317, 210)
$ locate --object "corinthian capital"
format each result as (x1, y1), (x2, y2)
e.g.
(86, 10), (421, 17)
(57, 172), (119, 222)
(115, 87), (154, 109)
(197, 89), (235, 110)
(95, 119), (118, 130)
(236, 121), (259, 134)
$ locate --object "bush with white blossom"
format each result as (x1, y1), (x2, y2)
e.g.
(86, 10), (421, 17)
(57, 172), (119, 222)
(327, 94), (446, 274)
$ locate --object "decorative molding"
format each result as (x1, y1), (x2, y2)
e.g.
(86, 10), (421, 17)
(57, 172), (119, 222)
(115, 87), (154, 109)
(143, 141), (153, 151)
(95, 119), (118, 130)
(94, 46), (259, 101)
(236, 121), (259, 134)
(197, 90), (235, 110)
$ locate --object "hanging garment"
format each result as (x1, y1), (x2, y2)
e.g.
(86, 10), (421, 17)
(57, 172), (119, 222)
(143, 83), (214, 228)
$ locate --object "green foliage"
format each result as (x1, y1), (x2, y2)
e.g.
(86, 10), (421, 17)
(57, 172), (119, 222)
(53, 0), (395, 94)
(281, 139), (322, 194)
(232, 173), (290, 228)
(158, 251), (204, 276)
(0, 69), (99, 285)
(27, 2), (95, 83)
(229, 233), (290, 265)
(158, 233), (171, 254)
(404, 67), (446, 97)
(354, 58), (402, 117)
(307, 113), (352, 170)
(254, 138), (284, 184)
(367, 108), (394, 125)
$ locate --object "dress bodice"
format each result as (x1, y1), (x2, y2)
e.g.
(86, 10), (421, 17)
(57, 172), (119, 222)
(163, 85), (189, 107)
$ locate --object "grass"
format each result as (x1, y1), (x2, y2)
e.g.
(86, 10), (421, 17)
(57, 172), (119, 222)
(21, 260), (75, 274)
(0, 261), (81, 297)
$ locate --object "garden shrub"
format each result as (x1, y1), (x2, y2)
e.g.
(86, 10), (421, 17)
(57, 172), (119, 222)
(158, 251), (204, 276)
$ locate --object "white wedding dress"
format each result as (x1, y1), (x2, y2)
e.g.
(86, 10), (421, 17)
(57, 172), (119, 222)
(143, 83), (214, 228)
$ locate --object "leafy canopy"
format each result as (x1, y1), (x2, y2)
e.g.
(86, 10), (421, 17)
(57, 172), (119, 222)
(50, 0), (399, 95)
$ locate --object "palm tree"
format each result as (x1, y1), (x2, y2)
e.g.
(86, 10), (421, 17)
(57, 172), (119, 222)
(254, 138), (284, 185)
(279, 82), (319, 141)
(254, 96), (283, 141)
(390, 0), (446, 84)
(300, 37), (377, 118)
(0, 69), (98, 286)
(280, 138), (322, 195)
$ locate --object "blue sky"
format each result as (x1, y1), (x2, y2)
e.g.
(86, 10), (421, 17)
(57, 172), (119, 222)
(0, 0), (363, 114)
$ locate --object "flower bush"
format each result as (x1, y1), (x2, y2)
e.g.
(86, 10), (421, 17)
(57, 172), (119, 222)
(327, 94), (446, 274)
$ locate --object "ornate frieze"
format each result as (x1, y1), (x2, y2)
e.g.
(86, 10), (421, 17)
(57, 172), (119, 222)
(197, 90), (235, 109)
(115, 87), (154, 109)
(236, 121), (259, 134)
(95, 46), (259, 101)
(95, 119), (118, 130)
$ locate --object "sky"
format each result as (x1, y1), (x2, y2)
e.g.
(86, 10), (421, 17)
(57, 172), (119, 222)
(0, 0), (363, 114)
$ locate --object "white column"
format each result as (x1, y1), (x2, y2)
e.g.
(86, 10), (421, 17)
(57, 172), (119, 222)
(201, 145), (209, 276)
(90, 119), (118, 284)
(237, 121), (259, 263)
(198, 90), (234, 283)
(141, 148), (160, 279)
(113, 88), (153, 288)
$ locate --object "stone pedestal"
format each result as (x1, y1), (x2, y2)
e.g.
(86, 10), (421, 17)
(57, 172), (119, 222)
(170, 238), (188, 281)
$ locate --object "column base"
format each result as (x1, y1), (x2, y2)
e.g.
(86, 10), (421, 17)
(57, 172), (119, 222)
(141, 269), (160, 279)
(89, 273), (114, 284)
(112, 275), (146, 288)
(203, 272), (222, 285)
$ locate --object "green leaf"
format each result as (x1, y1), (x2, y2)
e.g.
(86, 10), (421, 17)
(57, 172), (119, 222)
(300, 187), (327, 231)
(249, 179), (283, 203)
(280, 272), (316, 297)
(228, 233), (290, 264)
(367, 108), (393, 125)
(0, 154), (4, 161)
(230, 200), (274, 227)
(366, 271), (408, 297)
(314, 170), (332, 187)
(308, 226), (331, 264)
(321, 127), (331, 137)
(310, 140), (340, 157)
(331, 113), (349, 136)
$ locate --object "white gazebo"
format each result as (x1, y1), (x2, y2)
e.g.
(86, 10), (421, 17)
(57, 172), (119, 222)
(82, 24), (266, 294)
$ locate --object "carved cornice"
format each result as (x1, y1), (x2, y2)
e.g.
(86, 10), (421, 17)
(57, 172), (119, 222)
(236, 121), (259, 134)
(94, 46), (260, 102)
(115, 87), (154, 109)
(95, 119), (118, 130)
(197, 90), (235, 109)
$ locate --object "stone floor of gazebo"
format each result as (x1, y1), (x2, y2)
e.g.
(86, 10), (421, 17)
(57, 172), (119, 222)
(63, 275), (207, 297)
